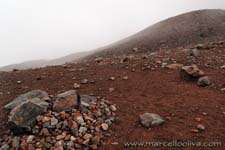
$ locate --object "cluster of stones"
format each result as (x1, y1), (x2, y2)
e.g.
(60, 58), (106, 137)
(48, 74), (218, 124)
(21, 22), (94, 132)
(0, 90), (117, 150)
(180, 64), (211, 87)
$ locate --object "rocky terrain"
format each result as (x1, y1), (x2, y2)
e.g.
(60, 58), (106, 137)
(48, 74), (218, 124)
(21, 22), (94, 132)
(1, 89), (117, 150)
(0, 8), (225, 150)
(0, 39), (225, 149)
(1, 9), (225, 71)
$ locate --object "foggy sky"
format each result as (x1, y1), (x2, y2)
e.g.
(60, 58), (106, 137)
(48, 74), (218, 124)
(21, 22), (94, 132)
(0, 0), (225, 67)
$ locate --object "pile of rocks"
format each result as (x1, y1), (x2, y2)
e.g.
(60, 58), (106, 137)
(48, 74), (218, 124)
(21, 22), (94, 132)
(1, 90), (117, 150)
(180, 64), (211, 87)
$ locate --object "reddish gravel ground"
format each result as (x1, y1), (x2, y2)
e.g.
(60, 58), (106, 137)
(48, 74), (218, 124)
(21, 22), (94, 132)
(0, 43), (225, 150)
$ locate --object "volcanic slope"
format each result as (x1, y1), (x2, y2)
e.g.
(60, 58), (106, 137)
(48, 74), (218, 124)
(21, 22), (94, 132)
(84, 9), (225, 59)
(1, 9), (225, 71)
(0, 40), (225, 150)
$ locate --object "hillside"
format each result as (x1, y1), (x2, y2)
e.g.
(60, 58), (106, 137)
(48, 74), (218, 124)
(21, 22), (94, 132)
(0, 51), (92, 71)
(1, 9), (225, 71)
(84, 9), (225, 59)
(0, 39), (225, 150)
(0, 9), (225, 149)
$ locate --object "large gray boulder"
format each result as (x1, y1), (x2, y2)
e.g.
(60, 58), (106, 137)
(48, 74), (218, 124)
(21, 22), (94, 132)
(139, 113), (165, 128)
(53, 90), (80, 112)
(8, 101), (47, 134)
(4, 90), (49, 110)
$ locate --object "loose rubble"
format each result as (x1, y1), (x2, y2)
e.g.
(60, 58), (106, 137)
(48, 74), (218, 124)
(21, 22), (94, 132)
(1, 90), (117, 150)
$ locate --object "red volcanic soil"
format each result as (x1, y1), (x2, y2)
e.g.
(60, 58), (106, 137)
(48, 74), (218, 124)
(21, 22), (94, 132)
(0, 42), (225, 150)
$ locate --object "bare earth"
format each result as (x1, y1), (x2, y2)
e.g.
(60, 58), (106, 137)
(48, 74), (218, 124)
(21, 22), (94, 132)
(0, 41), (225, 150)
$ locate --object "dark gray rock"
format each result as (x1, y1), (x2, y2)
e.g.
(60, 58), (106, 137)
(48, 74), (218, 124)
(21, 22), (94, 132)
(4, 90), (49, 110)
(139, 113), (165, 128)
(30, 98), (49, 110)
(8, 101), (47, 134)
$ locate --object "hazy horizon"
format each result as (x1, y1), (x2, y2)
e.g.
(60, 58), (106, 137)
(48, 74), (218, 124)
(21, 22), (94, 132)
(0, 0), (225, 67)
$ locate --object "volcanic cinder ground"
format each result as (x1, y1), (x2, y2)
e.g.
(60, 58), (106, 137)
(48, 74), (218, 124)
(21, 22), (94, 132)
(0, 9), (225, 150)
